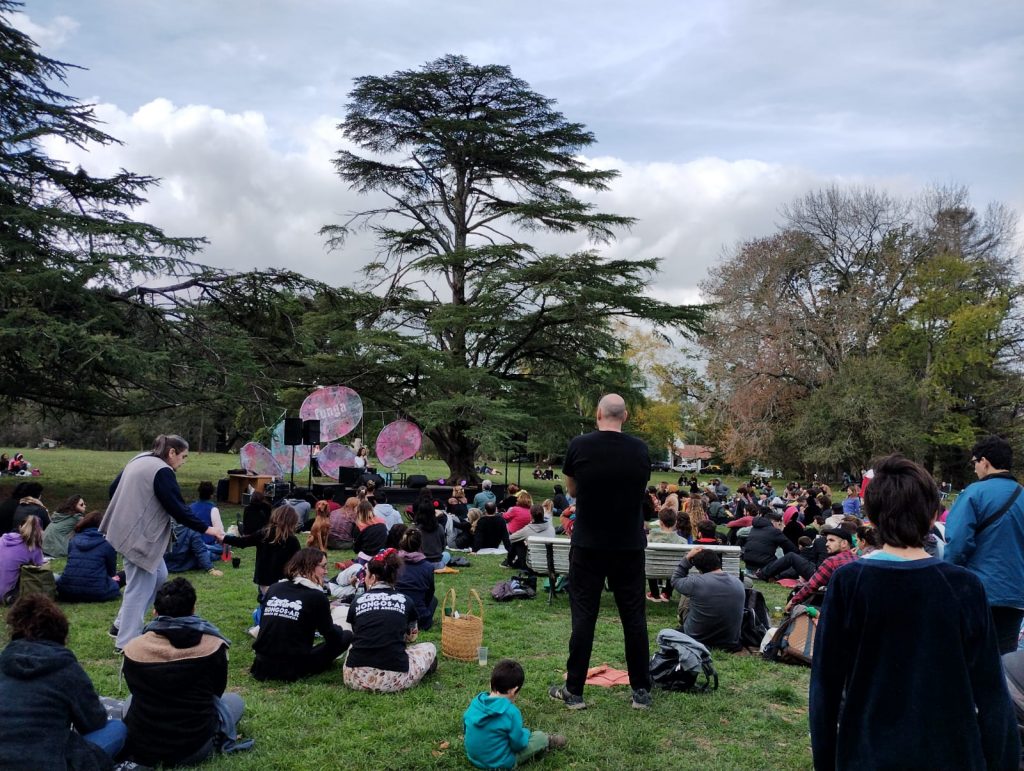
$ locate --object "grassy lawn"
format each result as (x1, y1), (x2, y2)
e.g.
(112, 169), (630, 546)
(2, 449), (812, 770)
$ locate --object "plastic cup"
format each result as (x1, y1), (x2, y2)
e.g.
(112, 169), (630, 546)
(477, 646), (488, 667)
(232, 557), (241, 569)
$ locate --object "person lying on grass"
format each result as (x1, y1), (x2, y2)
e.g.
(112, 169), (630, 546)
(464, 658), (567, 770)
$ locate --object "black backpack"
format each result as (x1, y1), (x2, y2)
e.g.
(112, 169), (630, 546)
(649, 629), (719, 693)
(739, 587), (771, 649)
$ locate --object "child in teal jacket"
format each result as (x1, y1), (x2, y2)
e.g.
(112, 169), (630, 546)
(463, 659), (565, 769)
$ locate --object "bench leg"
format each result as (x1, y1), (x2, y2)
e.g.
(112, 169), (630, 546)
(545, 544), (557, 604)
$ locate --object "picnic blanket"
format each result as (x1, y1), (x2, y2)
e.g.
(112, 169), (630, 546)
(578, 665), (631, 687)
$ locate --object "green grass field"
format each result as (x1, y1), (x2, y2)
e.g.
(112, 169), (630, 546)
(1, 449), (812, 770)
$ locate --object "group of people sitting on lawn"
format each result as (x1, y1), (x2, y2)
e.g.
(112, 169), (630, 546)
(7, 428), (1023, 770)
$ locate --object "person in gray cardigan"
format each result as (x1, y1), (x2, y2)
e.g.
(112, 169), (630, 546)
(101, 435), (223, 651)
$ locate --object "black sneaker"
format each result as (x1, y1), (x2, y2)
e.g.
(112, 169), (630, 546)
(548, 685), (586, 710)
(108, 624), (119, 639)
(631, 688), (653, 709)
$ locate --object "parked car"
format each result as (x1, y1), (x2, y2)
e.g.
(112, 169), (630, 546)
(701, 464), (722, 474)
(672, 461), (700, 473)
(750, 464), (782, 479)
(651, 460), (672, 471)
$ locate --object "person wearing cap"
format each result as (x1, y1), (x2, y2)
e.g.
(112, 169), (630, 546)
(783, 525), (858, 613)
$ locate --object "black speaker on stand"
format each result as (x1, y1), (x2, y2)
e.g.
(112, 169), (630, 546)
(303, 420), (320, 488)
(283, 417), (303, 487)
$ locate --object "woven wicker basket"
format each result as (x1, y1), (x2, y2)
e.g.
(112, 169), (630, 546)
(441, 587), (484, 661)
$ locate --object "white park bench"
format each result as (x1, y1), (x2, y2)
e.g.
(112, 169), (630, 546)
(525, 536), (742, 603)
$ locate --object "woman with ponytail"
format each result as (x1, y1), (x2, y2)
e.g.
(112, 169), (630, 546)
(101, 435), (223, 651)
(343, 548), (437, 692)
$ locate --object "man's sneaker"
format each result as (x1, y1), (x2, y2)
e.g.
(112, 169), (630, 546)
(547, 734), (568, 750)
(631, 688), (653, 709)
(107, 624), (119, 639)
(660, 592), (672, 602)
(548, 685), (586, 710)
(114, 762), (153, 771)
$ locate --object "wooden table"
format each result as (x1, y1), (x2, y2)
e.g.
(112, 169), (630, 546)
(226, 474), (275, 505)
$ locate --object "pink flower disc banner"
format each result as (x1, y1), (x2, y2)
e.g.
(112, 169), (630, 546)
(271, 420), (310, 473)
(316, 442), (358, 480)
(240, 442), (284, 479)
(375, 420), (422, 468)
(299, 386), (363, 442)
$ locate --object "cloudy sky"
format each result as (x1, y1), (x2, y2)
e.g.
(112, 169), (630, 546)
(13, 0), (1024, 305)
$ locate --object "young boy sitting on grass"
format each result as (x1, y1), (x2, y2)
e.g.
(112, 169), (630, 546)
(463, 659), (566, 769)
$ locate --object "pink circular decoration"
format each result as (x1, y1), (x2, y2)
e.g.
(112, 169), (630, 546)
(270, 420), (310, 473)
(316, 442), (358, 480)
(299, 386), (363, 442)
(240, 442), (284, 478)
(375, 420), (422, 468)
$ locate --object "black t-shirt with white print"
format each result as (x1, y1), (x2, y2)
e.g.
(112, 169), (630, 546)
(345, 584), (417, 672)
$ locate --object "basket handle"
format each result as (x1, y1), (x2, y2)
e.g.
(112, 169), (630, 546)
(441, 587), (457, 617)
(467, 588), (484, 621)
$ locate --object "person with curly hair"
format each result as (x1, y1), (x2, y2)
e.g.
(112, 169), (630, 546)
(0, 595), (127, 768)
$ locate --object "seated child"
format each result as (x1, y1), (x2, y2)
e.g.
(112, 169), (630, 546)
(797, 535), (816, 562)
(463, 659), (566, 769)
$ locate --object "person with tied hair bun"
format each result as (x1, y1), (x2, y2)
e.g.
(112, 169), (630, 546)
(101, 434), (224, 651)
(251, 548), (352, 682)
(810, 453), (1019, 771)
(395, 528), (438, 631)
(57, 511), (123, 603)
(343, 548), (437, 692)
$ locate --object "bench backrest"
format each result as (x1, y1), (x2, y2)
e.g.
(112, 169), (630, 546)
(525, 536), (742, 579)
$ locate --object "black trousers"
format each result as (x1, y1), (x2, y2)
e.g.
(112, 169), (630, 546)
(566, 545), (650, 695)
(762, 552), (816, 581)
(252, 627), (353, 681)
(991, 605), (1024, 655)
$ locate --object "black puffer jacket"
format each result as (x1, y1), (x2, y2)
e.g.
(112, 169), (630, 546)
(741, 517), (795, 569)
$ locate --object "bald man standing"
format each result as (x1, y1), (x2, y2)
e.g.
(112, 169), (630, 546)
(549, 394), (653, 710)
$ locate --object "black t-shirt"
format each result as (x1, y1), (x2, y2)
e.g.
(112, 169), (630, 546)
(345, 585), (417, 672)
(562, 430), (650, 550)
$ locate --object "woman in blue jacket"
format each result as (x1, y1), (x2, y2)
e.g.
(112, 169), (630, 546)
(395, 528), (438, 631)
(57, 511), (122, 603)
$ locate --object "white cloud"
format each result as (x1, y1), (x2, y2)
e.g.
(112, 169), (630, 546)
(10, 11), (77, 50)
(39, 98), (933, 298)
